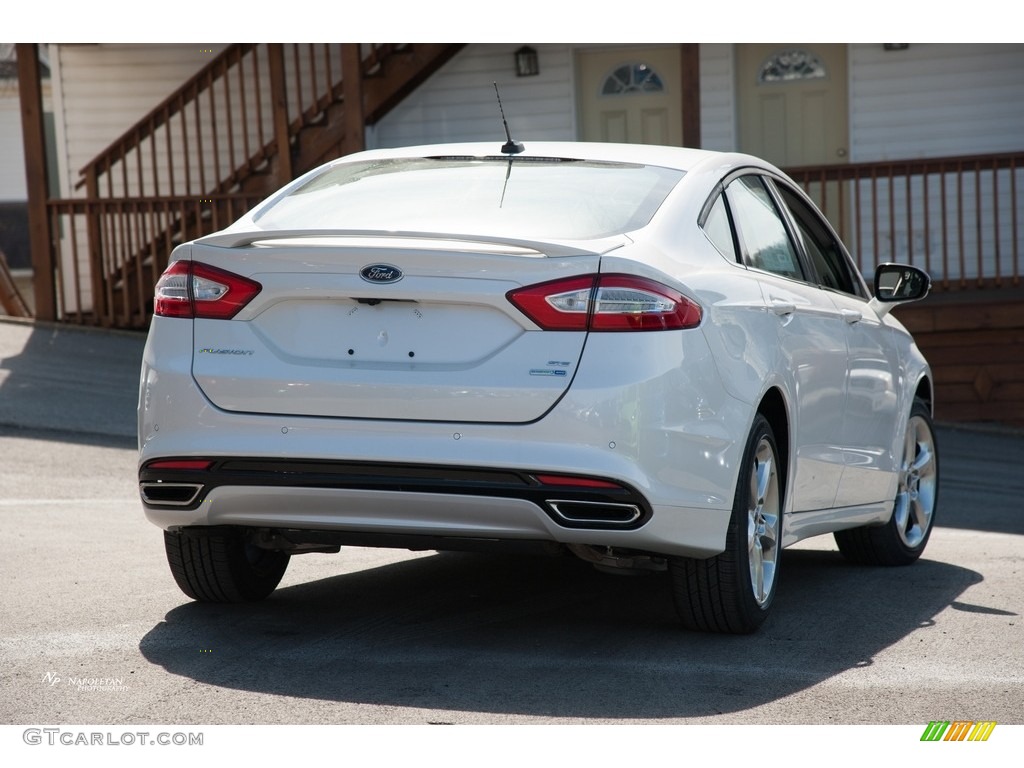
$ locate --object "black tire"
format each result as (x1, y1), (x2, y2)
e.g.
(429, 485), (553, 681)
(669, 413), (783, 634)
(834, 398), (938, 566)
(164, 529), (290, 602)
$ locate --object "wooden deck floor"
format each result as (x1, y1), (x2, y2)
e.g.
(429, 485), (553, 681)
(895, 287), (1024, 428)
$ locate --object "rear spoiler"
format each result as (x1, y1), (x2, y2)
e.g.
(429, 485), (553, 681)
(196, 228), (629, 259)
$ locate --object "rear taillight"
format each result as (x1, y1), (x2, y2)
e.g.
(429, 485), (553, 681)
(507, 274), (701, 331)
(154, 261), (261, 319)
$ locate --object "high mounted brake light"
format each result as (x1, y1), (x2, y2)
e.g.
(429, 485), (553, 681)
(507, 274), (702, 331)
(153, 261), (262, 320)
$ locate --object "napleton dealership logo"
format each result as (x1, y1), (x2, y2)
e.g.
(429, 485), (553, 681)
(920, 721), (997, 741)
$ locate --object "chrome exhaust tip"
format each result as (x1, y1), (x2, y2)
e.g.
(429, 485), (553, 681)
(546, 499), (642, 526)
(140, 482), (203, 507)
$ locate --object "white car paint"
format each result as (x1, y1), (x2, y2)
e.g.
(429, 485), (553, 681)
(138, 141), (936, 631)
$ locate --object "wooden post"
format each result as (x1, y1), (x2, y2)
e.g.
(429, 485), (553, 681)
(340, 44), (365, 155)
(680, 44), (701, 149)
(84, 168), (107, 324)
(16, 43), (56, 321)
(268, 44), (293, 187)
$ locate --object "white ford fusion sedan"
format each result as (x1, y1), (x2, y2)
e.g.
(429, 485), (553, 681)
(138, 141), (937, 633)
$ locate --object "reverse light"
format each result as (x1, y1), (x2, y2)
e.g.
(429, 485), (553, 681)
(508, 274), (701, 331)
(154, 261), (262, 319)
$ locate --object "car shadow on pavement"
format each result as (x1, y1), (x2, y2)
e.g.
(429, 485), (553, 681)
(0, 322), (144, 445)
(139, 545), (981, 720)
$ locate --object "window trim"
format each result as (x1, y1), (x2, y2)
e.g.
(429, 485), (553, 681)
(722, 173), (809, 283)
(697, 184), (742, 264)
(700, 167), (870, 299)
(765, 176), (870, 300)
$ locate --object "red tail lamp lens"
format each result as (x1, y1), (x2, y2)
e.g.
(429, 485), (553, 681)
(154, 261), (261, 319)
(508, 274), (701, 331)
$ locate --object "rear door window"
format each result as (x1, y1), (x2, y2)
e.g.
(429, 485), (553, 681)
(724, 175), (805, 281)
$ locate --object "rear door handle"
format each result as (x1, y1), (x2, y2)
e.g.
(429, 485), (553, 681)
(770, 300), (795, 316)
(841, 309), (862, 324)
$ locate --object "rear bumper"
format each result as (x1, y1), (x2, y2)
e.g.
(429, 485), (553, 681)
(141, 458), (652, 530)
(143, 484), (730, 559)
(139, 316), (751, 559)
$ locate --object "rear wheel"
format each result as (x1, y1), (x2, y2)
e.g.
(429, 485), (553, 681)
(164, 529), (290, 602)
(669, 413), (782, 634)
(834, 398), (938, 565)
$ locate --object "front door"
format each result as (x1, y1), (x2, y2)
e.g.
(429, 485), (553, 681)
(737, 44), (850, 238)
(736, 44), (849, 167)
(577, 46), (683, 145)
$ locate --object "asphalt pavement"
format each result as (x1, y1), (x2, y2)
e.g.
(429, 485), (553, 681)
(0, 319), (145, 442)
(1, 316), (1022, 741)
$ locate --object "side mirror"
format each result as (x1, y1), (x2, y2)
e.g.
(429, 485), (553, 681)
(869, 263), (930, 318)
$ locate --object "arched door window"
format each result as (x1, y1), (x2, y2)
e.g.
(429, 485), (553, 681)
(600, 63), (665, 95)
(757, 49), (827, 83)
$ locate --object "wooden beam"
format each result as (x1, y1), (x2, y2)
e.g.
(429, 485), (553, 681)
(340, 44), (365, 155)
(362, 44), (464, 125)
(267, 44), (293, 187)
(681, 44), (701, 149)
(16, 43), (56, 321)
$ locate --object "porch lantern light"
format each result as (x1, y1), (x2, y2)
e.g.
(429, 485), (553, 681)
(515, 46), (539, 77)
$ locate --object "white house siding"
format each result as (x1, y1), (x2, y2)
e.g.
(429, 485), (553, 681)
(696, 44), (736, 153)
(849, 43), (1024, 161)
(50, 44), (229, 311)
(0, 87), (30, 272)
(847, 43), (1024, 281)
(45, 42), (1023, 313)
(373, 43), (1023, 285)
(369, 44), (577, 148)
(1, 74), (53, 273)
(0, 94), (28, 201)
(371, 43), (736, 152)
(51, 44), (230, 198)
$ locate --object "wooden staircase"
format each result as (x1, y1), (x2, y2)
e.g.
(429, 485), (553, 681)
(72, 43), (463, 329)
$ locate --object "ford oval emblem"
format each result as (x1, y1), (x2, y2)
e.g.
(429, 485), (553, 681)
(359, 264), (403, 284)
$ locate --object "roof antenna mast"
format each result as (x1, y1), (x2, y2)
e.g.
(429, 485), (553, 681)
(494, 82), (524, 155)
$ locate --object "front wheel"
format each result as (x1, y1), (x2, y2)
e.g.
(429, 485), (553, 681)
(164, 529), (290, 602)
(669, 413), (782, 634)
(834, 398), (938, 565)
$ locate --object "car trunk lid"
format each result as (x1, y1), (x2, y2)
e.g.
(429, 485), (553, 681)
(188, 234), (622, 423)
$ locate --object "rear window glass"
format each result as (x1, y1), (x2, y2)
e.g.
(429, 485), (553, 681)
(252, 157), (684, 240)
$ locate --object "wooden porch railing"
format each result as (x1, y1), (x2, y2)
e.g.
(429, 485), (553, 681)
(785, 151), (1023, 291)
(41, 62), (1021, 332)
(46, 195), (265, 329)
(43, 43), (463, 328)
(46, 150), (1021, 328)
(74, 43), (433, 201)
